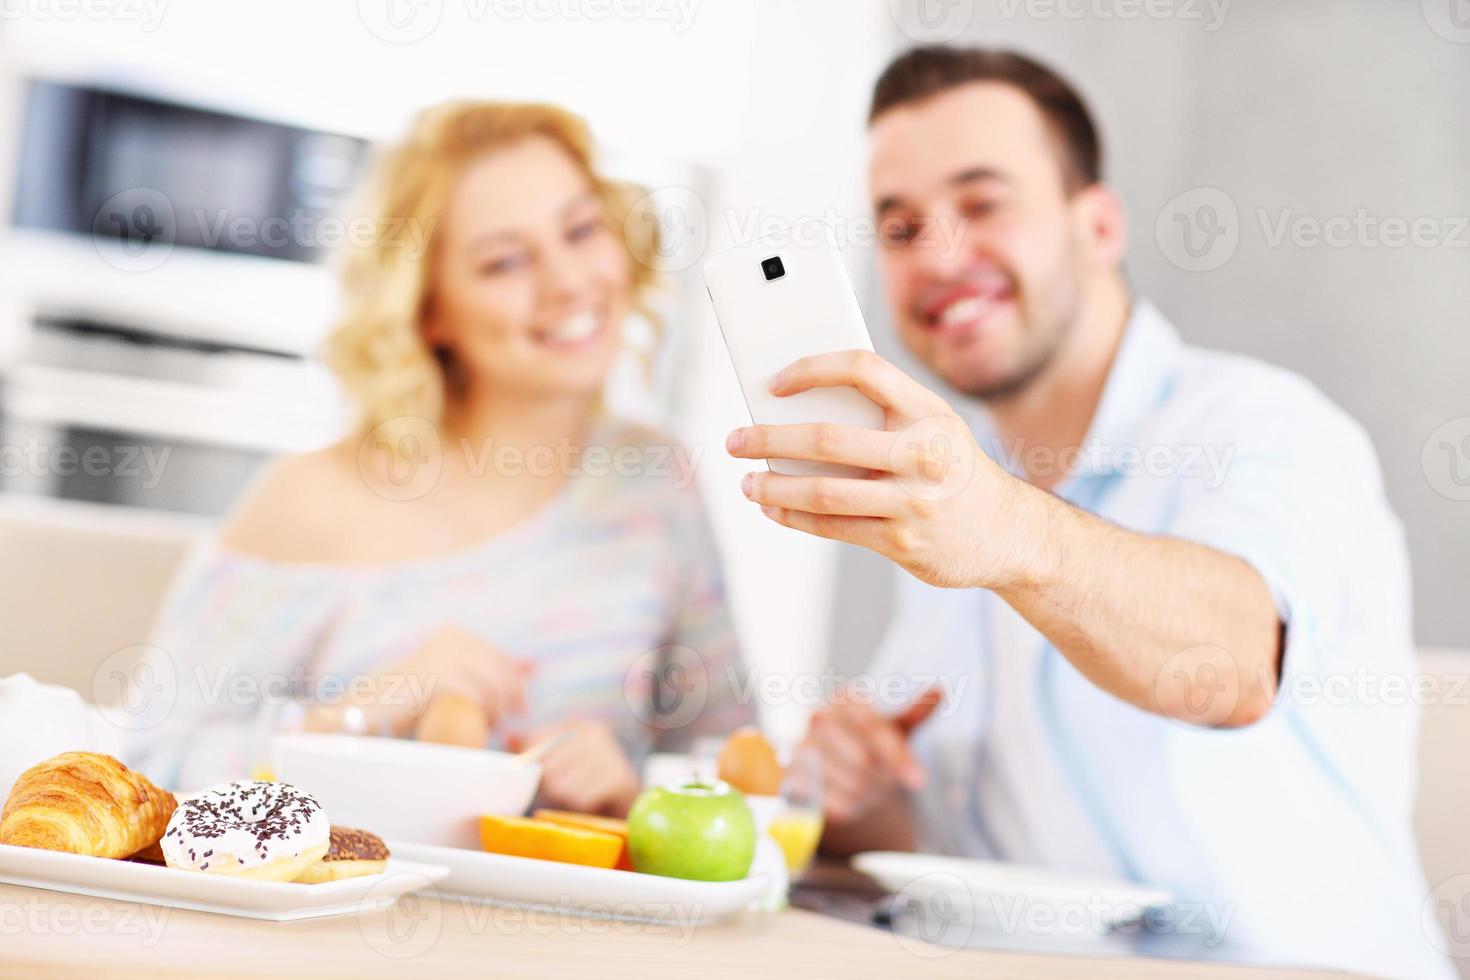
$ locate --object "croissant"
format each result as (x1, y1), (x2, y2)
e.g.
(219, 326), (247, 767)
(0, 752), (175, 858)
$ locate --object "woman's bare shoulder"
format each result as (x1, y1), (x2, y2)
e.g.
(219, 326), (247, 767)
(217, 440), (371, 562)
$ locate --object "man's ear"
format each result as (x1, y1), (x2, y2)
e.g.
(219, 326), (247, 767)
(1074, 183), (1128, 272)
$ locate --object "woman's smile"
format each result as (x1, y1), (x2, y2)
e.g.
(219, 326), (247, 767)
(530, 305), (610, 351)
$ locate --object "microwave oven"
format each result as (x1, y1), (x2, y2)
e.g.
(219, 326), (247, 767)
(9, 79), (370, 265)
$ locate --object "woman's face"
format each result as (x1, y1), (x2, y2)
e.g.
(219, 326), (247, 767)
(423, 135), (633, 405)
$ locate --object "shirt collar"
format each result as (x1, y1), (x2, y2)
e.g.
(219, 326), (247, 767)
(956, 300), (1184, 482)
(1079, 299), (1183, 459)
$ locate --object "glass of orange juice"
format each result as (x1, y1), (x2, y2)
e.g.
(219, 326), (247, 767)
(769, 747), (824, 877)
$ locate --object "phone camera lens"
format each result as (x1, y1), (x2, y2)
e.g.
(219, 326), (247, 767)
(761, 256), (785, 282)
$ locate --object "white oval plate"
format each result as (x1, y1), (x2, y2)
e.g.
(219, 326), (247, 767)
(853, 851), (1174, 935)
(390, 840), (768, 925)
(0, 842), (448, 921)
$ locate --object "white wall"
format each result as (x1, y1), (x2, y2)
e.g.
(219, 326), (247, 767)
(0, 0), (897, 744)
(659, 1), (896, 746)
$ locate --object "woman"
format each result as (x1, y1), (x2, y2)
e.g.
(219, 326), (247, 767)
(133, 101), (749, 815)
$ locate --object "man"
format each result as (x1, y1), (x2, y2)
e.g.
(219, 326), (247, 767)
(725, 47), (1446, 979)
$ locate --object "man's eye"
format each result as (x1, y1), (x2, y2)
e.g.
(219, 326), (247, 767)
(964, 200), (999, 219)
(882, 220), (922, 247)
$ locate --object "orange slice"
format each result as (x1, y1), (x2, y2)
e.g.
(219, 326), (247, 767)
(478, 814), (622, 869)
(533, 810), (633, 870)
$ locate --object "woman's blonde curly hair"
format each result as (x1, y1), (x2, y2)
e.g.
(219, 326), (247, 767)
(323, 100), (662, 443)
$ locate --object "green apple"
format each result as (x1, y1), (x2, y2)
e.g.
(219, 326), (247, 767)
(627, 780), (757, 881)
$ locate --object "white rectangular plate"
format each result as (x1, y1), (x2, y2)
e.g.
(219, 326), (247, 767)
(0, 843), (449, 921)
(853, 851), (1174, 935)
(390, 841), (768, 926)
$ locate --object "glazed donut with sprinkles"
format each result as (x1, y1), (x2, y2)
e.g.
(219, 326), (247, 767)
(162, 780), (331, 882)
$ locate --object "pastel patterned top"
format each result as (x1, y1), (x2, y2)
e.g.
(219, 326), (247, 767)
(127, 422), (752, 792)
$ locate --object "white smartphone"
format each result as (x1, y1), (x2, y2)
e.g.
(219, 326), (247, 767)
(703, 220), (885, 478)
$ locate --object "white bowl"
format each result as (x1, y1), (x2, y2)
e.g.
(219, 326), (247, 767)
(270, 733), (540, 849)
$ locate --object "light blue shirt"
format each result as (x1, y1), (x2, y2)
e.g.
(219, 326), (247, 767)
(870, 301), (1449, 980)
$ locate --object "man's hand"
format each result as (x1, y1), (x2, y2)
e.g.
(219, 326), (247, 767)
(730, 349), (1281, 729)
(801, 687), (942, 826)
(726, 349), (1049, 591)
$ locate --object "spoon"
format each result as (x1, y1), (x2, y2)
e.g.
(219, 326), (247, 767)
(511, 729), (574, 767)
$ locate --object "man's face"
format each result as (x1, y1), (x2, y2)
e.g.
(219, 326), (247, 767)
(869, 82), (1099, 399)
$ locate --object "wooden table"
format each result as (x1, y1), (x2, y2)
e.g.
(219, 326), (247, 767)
(0, 882), (1369, 980)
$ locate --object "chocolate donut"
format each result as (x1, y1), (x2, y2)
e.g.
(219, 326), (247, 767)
(323, 826), (390, 862)
(294, 825), (390, 883)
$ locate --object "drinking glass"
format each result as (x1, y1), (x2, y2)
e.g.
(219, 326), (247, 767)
(769, 746), (824, 878)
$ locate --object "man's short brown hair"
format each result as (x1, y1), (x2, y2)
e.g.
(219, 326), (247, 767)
(869, 46), (1103, 193)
